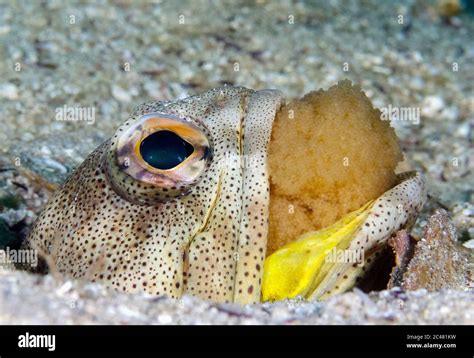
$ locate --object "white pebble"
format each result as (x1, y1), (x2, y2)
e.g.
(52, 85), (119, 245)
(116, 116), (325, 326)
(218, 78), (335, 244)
(157, 314), (173, 324)
(421, 96), (445, 118)
(0, 83), (19, 100)
(462, 239), (474, 249)
(111, 85), (132, 103)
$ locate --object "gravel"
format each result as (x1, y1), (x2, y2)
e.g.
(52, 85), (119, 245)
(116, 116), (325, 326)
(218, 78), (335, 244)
(0, 269), (472, 325)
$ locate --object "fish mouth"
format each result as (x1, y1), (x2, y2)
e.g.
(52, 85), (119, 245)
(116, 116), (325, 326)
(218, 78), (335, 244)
(261, 82), (427, 302)
(262, 170), (426, 302)
(180, 85), (427, 303)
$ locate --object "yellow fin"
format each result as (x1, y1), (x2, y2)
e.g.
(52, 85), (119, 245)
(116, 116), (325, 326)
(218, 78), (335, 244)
(262, 201), (373, 302)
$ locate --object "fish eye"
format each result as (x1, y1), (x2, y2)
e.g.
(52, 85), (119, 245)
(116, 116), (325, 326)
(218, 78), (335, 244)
(106, 112), (213, 205)
(139, 130), (195, 170)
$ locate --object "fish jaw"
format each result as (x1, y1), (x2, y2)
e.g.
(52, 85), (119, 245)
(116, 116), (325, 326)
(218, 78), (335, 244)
(262, 171), (426, 302)
(232, 89), (284, 303)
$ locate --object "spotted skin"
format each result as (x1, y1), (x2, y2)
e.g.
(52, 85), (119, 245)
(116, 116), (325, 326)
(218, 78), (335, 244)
(27, 85), (426, 303)
(310, 171), (426, 300)
(27, 86), (283, 303)
(234, 90), (282, 303)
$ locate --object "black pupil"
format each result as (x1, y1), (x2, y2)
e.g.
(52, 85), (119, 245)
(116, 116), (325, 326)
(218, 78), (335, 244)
(140, 130), (194, 170)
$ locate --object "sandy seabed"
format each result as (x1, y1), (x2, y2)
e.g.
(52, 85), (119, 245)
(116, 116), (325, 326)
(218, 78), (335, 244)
(0, 0), (473, 324)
